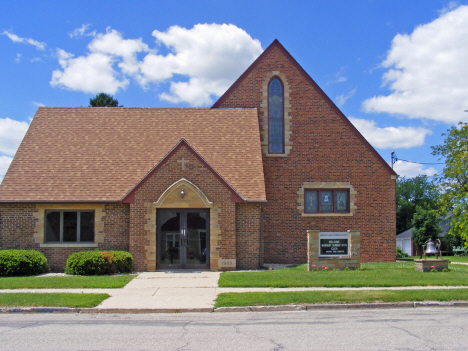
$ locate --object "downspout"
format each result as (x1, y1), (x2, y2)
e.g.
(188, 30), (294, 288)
(259, 203), (264, 268)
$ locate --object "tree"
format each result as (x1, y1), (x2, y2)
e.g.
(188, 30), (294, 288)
(411, 205), (442, 258)
(89, 93), (121, 107)
(432, 121), (468, 246)
(396, 176), (439, 234)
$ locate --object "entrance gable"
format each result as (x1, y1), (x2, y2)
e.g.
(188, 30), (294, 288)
(127, 141), (239, 272)
(122, 139), (244, 204)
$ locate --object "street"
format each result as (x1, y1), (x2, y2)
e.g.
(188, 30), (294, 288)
(0, 307), (466, 350)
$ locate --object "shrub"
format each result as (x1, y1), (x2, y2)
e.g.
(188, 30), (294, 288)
(396, 246), (409, 259)
(65, 250), (133, 275)
(0, 250), (48, 276)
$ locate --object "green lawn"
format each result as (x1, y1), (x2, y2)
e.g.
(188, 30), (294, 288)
(218, 262), (468, 287)
(407, 256), (468, 263)
(215, 289), (468, 308)
(0, 275), (136, 289)
(0, 293), (109, 308)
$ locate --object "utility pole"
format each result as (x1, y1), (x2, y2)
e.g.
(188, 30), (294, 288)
(391, 151), (397, 169)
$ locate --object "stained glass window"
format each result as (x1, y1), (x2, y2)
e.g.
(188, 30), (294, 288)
(268, 77), (284, 153)
(304, 189), (350, 213)
(336, 190), (349, 212)
(304, 190), (318, 213)
(320, 190), (334, 212)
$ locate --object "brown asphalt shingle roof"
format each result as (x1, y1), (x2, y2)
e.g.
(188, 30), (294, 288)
(0, 107), (266, 202)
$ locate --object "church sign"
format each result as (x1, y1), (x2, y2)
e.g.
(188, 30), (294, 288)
(319, 232), (349, 257)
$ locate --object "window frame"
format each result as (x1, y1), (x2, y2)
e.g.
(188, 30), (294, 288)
(44, 210), (95, 243)
(268, 76), (285, 154)
(304, 189), (350, 214)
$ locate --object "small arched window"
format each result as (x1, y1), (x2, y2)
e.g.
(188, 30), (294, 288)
(268, 77), (284, 154)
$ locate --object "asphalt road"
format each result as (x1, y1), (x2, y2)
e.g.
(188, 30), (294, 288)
(0, 307), (466, 350)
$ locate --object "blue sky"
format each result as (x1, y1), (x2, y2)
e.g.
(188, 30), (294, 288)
(2, 0), (468, 182)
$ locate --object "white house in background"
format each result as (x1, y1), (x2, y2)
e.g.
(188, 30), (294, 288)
(396, 229), (414, 256)
(396, 219), (453, 256)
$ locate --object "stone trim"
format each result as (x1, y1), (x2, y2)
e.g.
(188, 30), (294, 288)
(297, 182), (357, 217)
(40, 243), (98, 248)
(154, 178), (214, 208)
(34, 204), (106, 246)
(143, 178), (224, 271)
(259, 71), (292, 157)
(307, 230), (361, 270)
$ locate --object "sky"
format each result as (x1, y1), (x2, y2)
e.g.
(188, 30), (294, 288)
(2, 0), (468, 183)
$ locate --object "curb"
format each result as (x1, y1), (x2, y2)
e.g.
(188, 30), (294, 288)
(2, 302), (468, 313)
(0, 307), (81, 313)
(214, 301), (468, 312)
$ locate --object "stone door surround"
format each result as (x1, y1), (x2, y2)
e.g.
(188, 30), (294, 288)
(143, 178), (222, 271)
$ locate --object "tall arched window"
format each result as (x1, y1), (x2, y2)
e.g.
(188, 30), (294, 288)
(268, 77), (284, 153)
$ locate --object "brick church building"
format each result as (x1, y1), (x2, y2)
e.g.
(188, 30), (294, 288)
(0, 40), (397, 272)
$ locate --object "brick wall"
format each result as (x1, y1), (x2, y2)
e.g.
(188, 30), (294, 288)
(0, 204), (36, 249)
(0, 203), (130, 272)
(217, 44), (396, 263)
(236, 203), (262, 269)
(130, 144), (237, 271)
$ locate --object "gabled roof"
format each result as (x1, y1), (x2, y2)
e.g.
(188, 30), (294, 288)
(121, 139), (245, 203)
(397, 219), (451, 239)
(213, 39), (397, 176)
(0, 107), (266, 203)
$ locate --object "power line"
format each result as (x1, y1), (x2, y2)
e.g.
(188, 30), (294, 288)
(396, 158), (444, 165)
(391, 151), (444, 169)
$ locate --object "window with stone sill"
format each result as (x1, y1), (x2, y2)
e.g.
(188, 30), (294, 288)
(45, 210), (95, 243)
(304, 189), (350, 214)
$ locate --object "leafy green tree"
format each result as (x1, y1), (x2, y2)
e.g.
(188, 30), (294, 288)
(411, 205), (442, 258)
(89, 93), (121, 107)
(396, 176), (439, 234)
(432, 122), (468, 246)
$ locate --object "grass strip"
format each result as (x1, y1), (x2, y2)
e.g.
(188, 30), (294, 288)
(215, 289), (468, 308)
(0, 275), (136, 289)
(0, 293), (109, 308)
(218, 262), (468, 288)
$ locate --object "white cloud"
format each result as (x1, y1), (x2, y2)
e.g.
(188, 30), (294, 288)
(349, 117), (432, 149)
(69, 23), (96, 38)
(32, 101), (45, 107)
(2, 30), (46, 50)
(0, 156), (13, 184)
(88, 28), (149, 77)
(438, 1), (460, 14)
(0, 118), (29, 156)
(393, 160), (437, 178)
(328, 67), (347, 85)
(145, 23), (262, 105)
(15, 53), (22, 63)
(50, 49), (129, 94)
(31, 57), (44, 63)
(50, 24), (262, 105)
(362, 5), (468, 123)
(51, 28), (148, 94)
(336, 87), (356, 107)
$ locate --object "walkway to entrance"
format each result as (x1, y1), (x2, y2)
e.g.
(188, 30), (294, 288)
(97, 271), (221, 310)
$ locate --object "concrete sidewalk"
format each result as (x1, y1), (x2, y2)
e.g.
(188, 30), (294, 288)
(2, 271), (468, 311)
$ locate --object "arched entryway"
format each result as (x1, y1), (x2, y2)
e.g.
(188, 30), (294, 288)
(152, 178), (217, 270)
